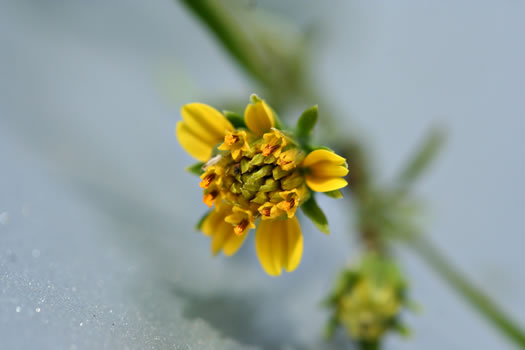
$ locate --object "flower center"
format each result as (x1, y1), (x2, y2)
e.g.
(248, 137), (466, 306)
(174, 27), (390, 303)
(225, 134), (240, 145)
(201, 129), (309, 231)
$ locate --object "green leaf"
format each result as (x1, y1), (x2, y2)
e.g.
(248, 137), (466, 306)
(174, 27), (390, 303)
(296, 105), (318, 144)
(301, 195), (330, 234)
(223, 110), (246, 128)
(195, 210), (212, 231)
(323, 189), (344, 199)
(186, 162), (205, 175)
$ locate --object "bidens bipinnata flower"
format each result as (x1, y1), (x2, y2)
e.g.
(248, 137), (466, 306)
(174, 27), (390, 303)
(324, 254), (411, 342)
(176, 94), (348, 276)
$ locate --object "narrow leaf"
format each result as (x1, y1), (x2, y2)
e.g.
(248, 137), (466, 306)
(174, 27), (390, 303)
(323, 189), (344, 199)
(301, 195), (330, 234)
(186, 162), (205, 175)
(296, 105), (318, 144)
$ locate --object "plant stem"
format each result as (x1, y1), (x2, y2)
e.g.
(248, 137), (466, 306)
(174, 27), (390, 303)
(396, 126), (446, 190)
(409, 236), (525, 348)
(178, 0), (272, 86)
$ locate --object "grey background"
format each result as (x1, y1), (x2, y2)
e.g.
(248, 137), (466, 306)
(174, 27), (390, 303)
(1, 1), (524, 349)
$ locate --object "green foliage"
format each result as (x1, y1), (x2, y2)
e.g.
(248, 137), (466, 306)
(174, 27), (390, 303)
(296, 104), (318, 146)
(223, 110), (246, 128)
(323, 189), (344, 199)
(301, 194), (330, 234)
(185, 162), (205, 176)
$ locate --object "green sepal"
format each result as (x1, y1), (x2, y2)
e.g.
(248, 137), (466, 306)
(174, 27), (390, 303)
(186, 162), (205, 176)
(309, 145), (335, 152)
(301, 194), (330, 234)
(323, 189), (344, 199)
(296, 104), (318, 145)
(195, 210), (212, 231)
(223, 110), (246, 128)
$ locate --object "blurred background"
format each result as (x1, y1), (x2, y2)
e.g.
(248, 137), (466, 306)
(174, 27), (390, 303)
(1, 0), (524, 349)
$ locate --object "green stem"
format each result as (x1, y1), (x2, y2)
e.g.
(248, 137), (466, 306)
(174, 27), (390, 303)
(396, 126), (446, 190)
(409, 236), (525, 348)
(178, 0), (272, 86)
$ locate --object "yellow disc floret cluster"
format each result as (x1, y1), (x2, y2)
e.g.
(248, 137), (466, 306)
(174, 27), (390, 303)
(176, 94), (349, 276)
(200, 127), (308, 234)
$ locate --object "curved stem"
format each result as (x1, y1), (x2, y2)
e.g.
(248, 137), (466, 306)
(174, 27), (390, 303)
(408, 236), (525, 348)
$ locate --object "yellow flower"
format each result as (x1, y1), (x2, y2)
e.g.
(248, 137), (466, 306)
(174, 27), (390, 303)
(277, 148), (303, 171)
(202, 187), (220, 208)
(177, 95), (347, 276)
(260, 128), (287, 158)
(201, 204), (248, 256)
(225, 206), (256, 235)
(244, 94), (275, 136)
(276, 187), (305, 218)
(218, 130), (251, 161)
(302, 149), (349, 192)
(176, 103), (234, 162)
(258, 201), (284, 220)
(255, 217), (303, 276)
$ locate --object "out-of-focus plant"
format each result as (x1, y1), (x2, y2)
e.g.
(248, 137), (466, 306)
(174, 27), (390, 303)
(324, 254), (411, 349)
(178, 0), (525, 348)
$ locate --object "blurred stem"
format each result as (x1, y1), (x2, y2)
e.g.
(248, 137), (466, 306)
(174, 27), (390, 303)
(396, 126), (446, 190)
(178, 0), (272, 86)
(409, 236), (525, 348)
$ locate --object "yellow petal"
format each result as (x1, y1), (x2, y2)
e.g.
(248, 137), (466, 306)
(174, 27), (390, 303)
(311, 162), (349, 178)
(271, 220), (285, 273)
(244, 100), (274, 136)
(201, 209), (224, 236)
(284, 217), (303, 272)
(306, 175), (348, 192)
(177, 103), (233, 161)
(176, 122), (214, 162)
(256, 219), (281, 276)
(302, 149), (346, 167)
(211, 225), (229, 256)
(222, 229), (249, 256)
(255, 218), (303, 276)
(181, 103), (233, 143)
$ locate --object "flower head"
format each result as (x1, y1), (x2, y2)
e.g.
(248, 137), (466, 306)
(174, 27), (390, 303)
(177, 94), (349, 275)
(324, 254), (410, 342)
